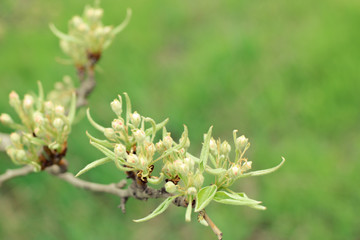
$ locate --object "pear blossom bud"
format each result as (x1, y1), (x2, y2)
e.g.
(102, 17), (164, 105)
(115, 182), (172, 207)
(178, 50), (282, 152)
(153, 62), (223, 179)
(55, 105), (65, 115)
(33, 112), (44, 125)
(230, 164), (240, 177)
(102, 26), (112, 35)
(146, 143), (156, 157)
(85, 8), (95, 18)
(53, 118), (64, 129)
(110, 98), (122, 116)
(114, 144), (127, 158)
(242, 161), (252, 171)
(163, 135), (173, 149)
(112, 119), (124, 131)
(71, 16), (83, 26)
(193, 173), (204, 188)
(209, 138), (217, 154)
(44, 101), (54, 113)
(165, 181), (177, 193)
(133, 129), (146, 143)
(184, 157), (194, 170)
(236, 135), (248, 152)
(130, 112), (141, 127)
(0, 113), (13, 125)
(34, 127), (43, 137)
(127, 154), (138, 165)
(104, 128), (116, 140)
(9, 91), (20, 107)
(220, 141), (231, 155)
(10, 132), (21, 145)
(15, 149), (27, 162)
(93, 9), (103, 19)
(187, 187), (197, 195)
(23, 94), (34, 109)
(156, 140), (165, 152)
(139, 157), (147, 167)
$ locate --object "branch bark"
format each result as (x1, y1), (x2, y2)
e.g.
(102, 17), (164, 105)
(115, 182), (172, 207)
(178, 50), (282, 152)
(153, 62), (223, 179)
(0, 165), (34, 187)
(200, 210), (223, 240)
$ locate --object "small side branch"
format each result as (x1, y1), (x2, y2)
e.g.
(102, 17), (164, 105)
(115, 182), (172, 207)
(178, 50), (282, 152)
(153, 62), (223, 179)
(0, 165), (34, 187)
(200, 210), (223, 240)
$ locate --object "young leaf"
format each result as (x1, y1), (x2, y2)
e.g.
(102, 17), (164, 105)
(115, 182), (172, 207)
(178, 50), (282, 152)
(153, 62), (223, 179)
(86, 108), (105, 132)
(49, 23), (82, 43)
(90, 141), (116, 161)
(145, 118), (169, 137)
(68, 92), (76, 124)
(213, 191), (266, 210)
(199, 126), (213, 172)
(75, 157), (112, 177)
(111, 8), (132, 35)
(238, 157), (285, 178)
(195, 184), (217, 212)
(86, 131), (114, 148)
(133, 196), (177, 222)
(205, 167), (227, 176)
(147, 173), (164, 185)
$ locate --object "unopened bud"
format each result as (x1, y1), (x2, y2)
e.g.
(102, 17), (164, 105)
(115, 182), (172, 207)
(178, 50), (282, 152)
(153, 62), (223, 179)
(114, 144), (127, 158)
(156, 140), (165, 152)
(187, 187), (197, 195)
(55, 105), (65, 115)
(184, 157), (194, 170)
(163, 135), (173, 149)
(242, 161), (252, 171)
(53, 118), (64, 129)
(220, 141), (231, 155)
(44, 101), (54, 113)
(139, 157), (147, 167)
(193, 173), (204, 188)
(112, 119), (124, 131)
(230, 165), (240, 177)
(209, 138), (217, 154)
(15, 149), (27, 162)
(85, 8), (95, 18)
(33, 111), (44, 125)
(130, 112), (141, 127)
(9, 91), (20, 107)
(23, 94), (34, 109)
(102, 26), (112, 35)
(104, 128), (116, 140)
(236, 135), (248, 152)
(127, 154), (138, 165)
(0, 113), (13, 125)
(71, 16), (83, 26)
(165, 181), (177, 193)
(145, 143), (156, 157)
(110, 98), (122, 116)
(133, 129), (146, 143)
(10, 132), (21, 145)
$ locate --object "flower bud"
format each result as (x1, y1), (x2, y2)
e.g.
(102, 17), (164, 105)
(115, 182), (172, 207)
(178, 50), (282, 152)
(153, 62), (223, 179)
(0, 113), (13, 125)
(193, 173), (204, 189)
(23, 94), (34, 109)
(187, 187), (197, 195)
(71, 16), (83, 27)
(145, 143), (156, 157)
(93, 9), (103, 19)
(112, 119), (124, 131)
(9, 91), (20, 107)
(55, 105), (65, 115)
(33, 111), (44, 125)
(130, 112), (141, 128)
(15, 149), (27, 162)
(165, 181), (177, 193)
(10, 132), (21, 145)
(184, 157), (194, 170)
(236, 135), (248, 152)
(114, 144), (127, 158)
(230, 164), (240, 177)
(104, 128), (116, 140)
(34, 127), (43, 137)
(163, 135), (173, 149)
(85, 8), (95, 18)
(127, 154), (138, 165)
(209, 138), (217, 155)
(110, 98), (122, 116)
(44, 101), (54, 113)
(242, 161), (252, 172)
(156, 140), (165, 152)
(53, 118), (64, 130)
(133, 129), (146, 143)
(220, 141), (231, 155)
(139, 157), (148, 167)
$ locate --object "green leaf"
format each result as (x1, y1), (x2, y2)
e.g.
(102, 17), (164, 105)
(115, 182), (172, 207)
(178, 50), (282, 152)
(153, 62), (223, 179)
(68, 92), (76, 124)
(90, 141), (116, 161)
(144, 117), (157, 141)
(205, 167), (227, 176)
(75, 157), (112, 177)
(239, 157), (285, 178)
(86, 131), (114, 148)
(199, 126), (213, 173)
(49, 23), (82, 43)
(213, 191), (266, 210)
(86, 108), (105, 132)
(133, 196), (177, 222)
(145, 118), (169, 137)
(147, 173), (164, 185)
(195, 184), (217, 212)
(111, 8), (132, 35)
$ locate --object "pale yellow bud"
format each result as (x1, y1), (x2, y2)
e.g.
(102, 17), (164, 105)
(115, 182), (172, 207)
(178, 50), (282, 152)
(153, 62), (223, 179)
(165, 181), (177, 193)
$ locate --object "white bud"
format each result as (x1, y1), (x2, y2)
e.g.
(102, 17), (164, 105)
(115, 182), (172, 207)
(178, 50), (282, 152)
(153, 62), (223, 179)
(112, 119), (124, 131)
(44, 101), (54, 113)
(114, 144), (127, 158)
(53, 118), (64, 129)
(10, 132), (21, 145)
(184, 157), (194, 170)
(139, 157), (148, 167)
(133, 129), (146, 143)
(127, 154), (138, 165)
(230, 165), (240, 177)
(0, 113), (13, 125)
(220, 141), (231, 155)
(104, 128), (116, 140)
(209, 138), (217, 154)
(55, 105), (65, 115)
(193, 173), (204, 189)
(71, 16), (83, 26)
(156, 140), (165, 152)
(165, 181), (177, 193)
(23, 94), (34, 109)
(130, 112), (141, 128)
(163, 135), (173, 149)
(242, 161), (252, 172)
(85, 8), (95, 18)
(187, 187), (197, 195)
(9, 91), (20, 107)
(145, 143), (156, 157)
(93, 9), (103, 19)
(110, 99), (122, 116)
(33, 111), (44, 125)
(34, 127), (42, 137)
(77, 23), (89, 32)
(236, 135), (248, 152)
(102, 26), (112, 35)
(15, 149), (27, 161)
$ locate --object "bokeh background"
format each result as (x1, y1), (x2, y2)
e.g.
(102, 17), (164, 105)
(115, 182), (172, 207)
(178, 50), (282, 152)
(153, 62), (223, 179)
(1, 0), (360, 239)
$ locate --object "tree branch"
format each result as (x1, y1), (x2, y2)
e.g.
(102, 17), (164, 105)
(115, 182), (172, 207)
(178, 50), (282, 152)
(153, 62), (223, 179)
(200, 210), (223, 240)
(0, 165), (34, 187)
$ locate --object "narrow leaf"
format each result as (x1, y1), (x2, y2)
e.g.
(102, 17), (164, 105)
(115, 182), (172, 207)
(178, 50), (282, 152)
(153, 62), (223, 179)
(213, 191), (260, 205)
(86, 108), (105, 132)
(239, 157), (285, 178)
(195, 184), (217, 212)
(147, 173), (164, 185)
(145, 118), (169, 137)
(90, 141), (116, 161)
(86, 131), (114, 148)
(199, 126), (213, 172)
(133, 196), (177, 222)
(75, 157), (111, 177)
(205, 167), (227, 176)
(68, 91), (76, 124)
(112, 8), (132, 35)
(49, 23), (82, 43)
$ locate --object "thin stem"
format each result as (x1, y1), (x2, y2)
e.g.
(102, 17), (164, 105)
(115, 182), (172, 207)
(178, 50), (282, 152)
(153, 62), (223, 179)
(201, 210), (223, 240)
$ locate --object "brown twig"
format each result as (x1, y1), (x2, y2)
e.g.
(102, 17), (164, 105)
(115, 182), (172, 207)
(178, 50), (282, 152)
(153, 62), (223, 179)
(0, 165), (34, 187)
(200, 210), (223, 240)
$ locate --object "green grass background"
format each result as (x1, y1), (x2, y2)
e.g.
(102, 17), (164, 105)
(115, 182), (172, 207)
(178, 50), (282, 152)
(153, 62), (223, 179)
(1, 0), (360, 239)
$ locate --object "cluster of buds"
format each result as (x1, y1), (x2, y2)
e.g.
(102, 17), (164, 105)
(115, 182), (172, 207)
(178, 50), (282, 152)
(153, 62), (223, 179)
(50, 4), (132, 66)
(0, 82), (76, 171)
(47, 76), (76, 109)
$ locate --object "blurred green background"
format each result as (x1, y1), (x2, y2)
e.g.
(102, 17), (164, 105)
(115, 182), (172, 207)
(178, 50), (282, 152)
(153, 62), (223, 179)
(1, 0), (360, 239)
